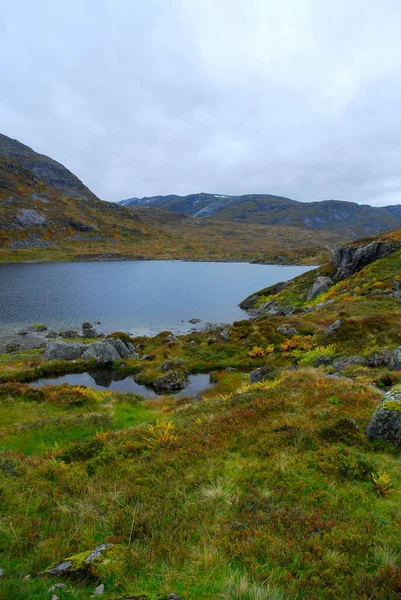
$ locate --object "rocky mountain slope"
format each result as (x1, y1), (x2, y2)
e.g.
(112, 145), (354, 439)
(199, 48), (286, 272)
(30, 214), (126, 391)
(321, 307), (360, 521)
(120, 192), (401, 238)
(0, 133), (345, 264)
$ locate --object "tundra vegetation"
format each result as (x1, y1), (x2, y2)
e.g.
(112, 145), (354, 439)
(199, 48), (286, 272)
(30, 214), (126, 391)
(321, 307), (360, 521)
(1, 231), (401, 599)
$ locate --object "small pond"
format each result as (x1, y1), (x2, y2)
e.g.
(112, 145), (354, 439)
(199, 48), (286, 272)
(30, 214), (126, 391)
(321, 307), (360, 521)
(30, 371), (215, 399)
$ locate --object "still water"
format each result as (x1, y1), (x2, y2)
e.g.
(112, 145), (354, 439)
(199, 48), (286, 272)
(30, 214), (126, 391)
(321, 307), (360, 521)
(0, 261), (313, 337)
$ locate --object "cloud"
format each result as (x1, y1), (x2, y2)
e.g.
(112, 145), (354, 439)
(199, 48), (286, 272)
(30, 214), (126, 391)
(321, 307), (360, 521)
(1, 0), (401, 206)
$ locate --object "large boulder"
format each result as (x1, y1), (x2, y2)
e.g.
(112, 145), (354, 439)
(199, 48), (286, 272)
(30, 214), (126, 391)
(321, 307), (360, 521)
(105, 338), (131, 358)
(306, 276), (333, 301)
(333, 241), (397, 280)
(81, 341), (121, 365)
(43, 340), (86, 361)
(152, 370), (189, 392)
(324, 319), (343, 336)
(333, 356), (367, 372)
(366, 388), (401, 446)
(276, 325), (298, 336)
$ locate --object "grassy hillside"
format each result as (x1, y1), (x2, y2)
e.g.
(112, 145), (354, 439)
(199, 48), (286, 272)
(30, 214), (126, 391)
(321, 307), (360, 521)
(0, 134), (345, 265)
(121, 193), (401, 238)
(1, 231), (401, 598)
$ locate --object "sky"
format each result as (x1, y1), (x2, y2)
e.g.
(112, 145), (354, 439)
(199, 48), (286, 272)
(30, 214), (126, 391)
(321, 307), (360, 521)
(1, 0), (401, 206)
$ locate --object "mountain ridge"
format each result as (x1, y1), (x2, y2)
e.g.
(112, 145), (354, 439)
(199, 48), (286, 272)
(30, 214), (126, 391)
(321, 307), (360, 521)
(120, 192), (401, 237)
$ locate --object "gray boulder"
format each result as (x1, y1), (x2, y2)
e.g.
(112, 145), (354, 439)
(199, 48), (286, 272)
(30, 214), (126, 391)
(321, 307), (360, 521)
(15, 209), (47, 227)
(250, 366), (272, 384)
(333, 356), (367, 372)
(219, 328), (230, 342)
(315, 356), (333, 367)
(306, 276), (333, 301)
(367, 351), (394, 369)
(393, 346), (401, 370)
(44, 340), (86, 361)
(82, 323), (100, 338)
(81, 342), (120, 365)
(276, 325), (298, 336)
(366, 389), (401, 446)
(105, 338), (131, 358)
(152, 370), (189, 392)
(324, 319), (343, 335)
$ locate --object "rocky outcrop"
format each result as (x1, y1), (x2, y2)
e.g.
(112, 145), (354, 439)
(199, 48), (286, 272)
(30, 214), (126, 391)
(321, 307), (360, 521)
(43, 338), (134, 364)
(250, 366), (272, 384)
(333, 356), (367, 372)
(15, 209), (47, 227)
(152, 370), (189, 392)
(82, 322), (100, 338)
(366, 388), (401, 446)
(306, 276), (333, 301)
(44, 543), (116, 577)
(333, 241), (397, 280)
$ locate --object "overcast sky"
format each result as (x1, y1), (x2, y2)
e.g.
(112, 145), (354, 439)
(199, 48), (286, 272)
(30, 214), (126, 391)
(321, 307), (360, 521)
(1, 0), (401, 205)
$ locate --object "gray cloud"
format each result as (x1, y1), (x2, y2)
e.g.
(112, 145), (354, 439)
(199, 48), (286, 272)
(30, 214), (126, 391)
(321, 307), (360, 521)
(1, 0), (401, 206)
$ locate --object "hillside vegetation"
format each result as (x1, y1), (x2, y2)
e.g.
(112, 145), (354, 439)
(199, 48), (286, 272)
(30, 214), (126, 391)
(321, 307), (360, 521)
(0, 134), (343, 265)
(121, 192), (401, 238)
(1, 230), (401, 598)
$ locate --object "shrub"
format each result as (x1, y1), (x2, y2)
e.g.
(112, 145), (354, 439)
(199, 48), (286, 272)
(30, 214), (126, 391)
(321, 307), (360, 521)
(107, 331), (134, 344)
(298, 344), (337, 366)
(281, 335), (315, 352)
(372, 471), (393, 496)
(249, 347), (265, 358)
(146, 421), (179, 448)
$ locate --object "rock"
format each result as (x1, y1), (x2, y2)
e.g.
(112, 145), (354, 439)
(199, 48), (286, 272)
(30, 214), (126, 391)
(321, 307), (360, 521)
(324, 319), (343, 335)
(333, 356), (367, 372)
(49, 584), (66, 591)
(44, 340), (86, 361)
(152, 370), (189, 392)
(45, 544), (115, 577)
(315, 299), (335, 309)
(166, 334), (176, 342)
(94, 583), (105, 594)
(82, 323), (100, 338)
(126, 342), (135, 352)
(306, 276), (333, 301)
(45, 331), (58, 338)
(276, 325), (298, 336)
(141, 354), (155, 361)
(18, 329), (29, 335)
(81, 342), (121, 365)
(188, 318), (201, 324)
(333, 241), (397, 280)
(219, 329), (230, 342)
(366, 388), (401, 446)
(29, 324), (47, 332)
(113, 595), (181, 600)
(58, 330), (78, 338)
(94, 320), (101, 324)
(250, 366), (271, 384)
(393, 346), (401, 370)
(225, 367), (237, 372)
(367, 351), (394, 369)
(105, 338), (131, 358)
(51, 595), (59, 600)
(315, 356), (333, 367)
(15, 208), (47, 227)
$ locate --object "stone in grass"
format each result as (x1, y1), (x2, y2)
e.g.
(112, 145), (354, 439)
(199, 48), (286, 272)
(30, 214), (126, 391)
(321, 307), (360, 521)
(276, 325), (298, 336)
(250, 366), (272, 384)
(324, 319), (343, 336)
(44, 544), (119, 577)
(152, 370), (189, 392)
(366, 388), (401, 446)
(93, 583), (105, 594)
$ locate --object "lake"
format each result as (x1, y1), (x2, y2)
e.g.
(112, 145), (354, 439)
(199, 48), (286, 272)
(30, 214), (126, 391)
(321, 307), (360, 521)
(0, 261), (313, 338)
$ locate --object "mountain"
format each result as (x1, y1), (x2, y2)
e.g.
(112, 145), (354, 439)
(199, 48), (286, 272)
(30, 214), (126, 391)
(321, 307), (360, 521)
(120, 192), (401, 238)
(0, 133), (343, 264)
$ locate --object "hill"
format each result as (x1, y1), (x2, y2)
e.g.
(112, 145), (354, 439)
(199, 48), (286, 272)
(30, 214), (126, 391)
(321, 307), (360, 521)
(2, 229), (401, 598)
(0, 133), (345, 265)
(120, 192), (401, 238)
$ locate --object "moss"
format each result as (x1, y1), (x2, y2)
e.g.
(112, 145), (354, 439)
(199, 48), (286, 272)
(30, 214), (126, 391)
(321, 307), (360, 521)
(382, 400), (401, 411)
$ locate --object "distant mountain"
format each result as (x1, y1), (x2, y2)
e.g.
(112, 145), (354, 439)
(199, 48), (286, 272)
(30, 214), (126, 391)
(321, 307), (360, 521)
(0, 133), (344, 265)
(120, 193), (401, 238)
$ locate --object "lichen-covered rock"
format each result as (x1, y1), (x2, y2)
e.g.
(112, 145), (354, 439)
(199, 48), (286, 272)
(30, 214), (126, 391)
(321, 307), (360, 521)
(306, 276), (333, 301)
(152, 370), (189, 392)
(333, 356), (367, 372)
(324, 319), (343, 336)
(367, 350), (395, 369)
(161, 360), (188, 373)
(276, 325), (298, 336)
(366, 388), (401, 446)
(44, 543), (117, 577)
(250, 366), (272, 384)
(43, 340), (86, 361)
(81, 341), (121, 365)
